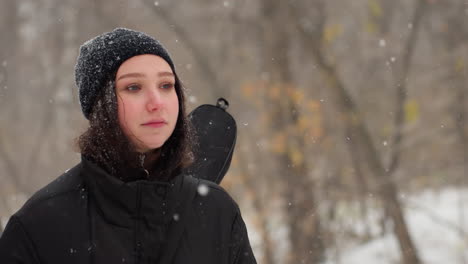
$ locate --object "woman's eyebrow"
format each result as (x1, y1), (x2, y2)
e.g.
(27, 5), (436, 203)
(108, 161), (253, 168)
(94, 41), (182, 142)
(158, 71), (175, 78)
(117, 72), (146, 81)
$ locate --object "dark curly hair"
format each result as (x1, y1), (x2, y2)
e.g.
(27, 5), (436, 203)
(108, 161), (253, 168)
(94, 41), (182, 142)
(76, 72), (194, 182)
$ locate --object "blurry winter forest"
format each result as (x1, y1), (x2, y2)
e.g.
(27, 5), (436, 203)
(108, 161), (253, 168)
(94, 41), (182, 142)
(0, 0), (467, 263)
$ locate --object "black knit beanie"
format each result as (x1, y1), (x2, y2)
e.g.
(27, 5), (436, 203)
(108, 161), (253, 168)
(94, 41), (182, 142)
(75, 28), (176, 119)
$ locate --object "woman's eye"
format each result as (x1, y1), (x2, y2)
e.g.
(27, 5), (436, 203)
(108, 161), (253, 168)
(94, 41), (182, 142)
(161, 83), (174, 90)
(126, 84), (140, 91)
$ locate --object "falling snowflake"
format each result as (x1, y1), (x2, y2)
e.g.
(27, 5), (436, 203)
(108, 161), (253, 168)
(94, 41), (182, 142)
(198, 184), (209, 196)
(379, 39), (386, 47)
(188, 95), (197, 103)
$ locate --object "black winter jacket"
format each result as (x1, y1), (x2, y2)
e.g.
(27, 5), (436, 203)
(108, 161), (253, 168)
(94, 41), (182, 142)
(0, 158), (256, 264)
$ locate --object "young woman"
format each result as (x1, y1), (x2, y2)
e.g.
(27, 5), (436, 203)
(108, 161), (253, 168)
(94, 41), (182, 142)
(0, 28), (256, 264)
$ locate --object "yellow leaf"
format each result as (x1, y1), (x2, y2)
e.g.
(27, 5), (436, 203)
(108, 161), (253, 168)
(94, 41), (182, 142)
(310, 114), (323, 139)
(241, 83), (255, 99)
(455, 58), (465, 74)
(231, 153), (240, 168)
(381, 123), (392, 137)
(220, 173), (234, 189)
(269, 84), (281, 100)
(290, 88), (305, 104)
(297, 116), (310, 133)
(304, 100), (324, 139)
(289, 146), (304, 167)
(260, 112), (271, 128)
(365, 21), (377, 34)
(323, 24), (343, 44)
(349, 112), (362, 126)
(405, 99), (419, 123)
(368, 0), (382, 18)
(307, 100), (321, 112)
(271, 132), (287, 154)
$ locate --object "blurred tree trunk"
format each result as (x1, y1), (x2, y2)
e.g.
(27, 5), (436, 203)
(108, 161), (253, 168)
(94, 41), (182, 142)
(24, 4), (66, 187)
(259, 1), (324, 263)
(455, 49), (467, 247)
(290, 1), (427, 263)
(0, 0), (19, 181)
(235, 146), (275, 264)
(369, 0), (396, 36)
(445, 1), (468, 253)
(387, 0), (427, 176)
(0, 0), (22, 233)
(0, 0), (22, 216)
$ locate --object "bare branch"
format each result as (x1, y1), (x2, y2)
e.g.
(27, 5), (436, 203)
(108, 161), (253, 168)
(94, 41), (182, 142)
(25, 7), (67, 178)
(0, 136), (20, 189)
(289, 1), (427, 263)
(144, 1), (222, 95)
(387, 0), (428, 174)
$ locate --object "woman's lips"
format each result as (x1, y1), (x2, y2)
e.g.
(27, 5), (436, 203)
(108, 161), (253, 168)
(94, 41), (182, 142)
(142, 121), (166, 128)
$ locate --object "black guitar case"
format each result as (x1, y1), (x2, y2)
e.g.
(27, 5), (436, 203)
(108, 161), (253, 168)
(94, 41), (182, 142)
(159, 98), (238, 264)
(183, 98), (237, 184)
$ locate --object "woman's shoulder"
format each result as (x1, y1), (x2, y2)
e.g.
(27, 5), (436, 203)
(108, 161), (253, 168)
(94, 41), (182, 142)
(188, 176), (241, 215)
(14, 163), (85, 220)
(3, 163), (91, 258)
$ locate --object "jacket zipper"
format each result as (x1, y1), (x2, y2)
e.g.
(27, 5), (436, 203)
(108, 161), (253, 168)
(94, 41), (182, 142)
(135, 183), (143, 263)
(135, 153), (149, 263)
(139, 153), (149, 177)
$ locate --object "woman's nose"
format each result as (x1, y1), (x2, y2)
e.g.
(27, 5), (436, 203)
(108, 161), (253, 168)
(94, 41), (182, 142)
(146, 90), (163, 111)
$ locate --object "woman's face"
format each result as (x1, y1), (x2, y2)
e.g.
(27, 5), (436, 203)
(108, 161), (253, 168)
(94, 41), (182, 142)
(115, 54), (179, 153)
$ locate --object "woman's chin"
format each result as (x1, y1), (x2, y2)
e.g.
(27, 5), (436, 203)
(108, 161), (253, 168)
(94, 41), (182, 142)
(138, 142), (165, 153)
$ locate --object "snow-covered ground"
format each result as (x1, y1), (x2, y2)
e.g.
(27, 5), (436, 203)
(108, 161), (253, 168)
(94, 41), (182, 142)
(328, 188), (468, 264)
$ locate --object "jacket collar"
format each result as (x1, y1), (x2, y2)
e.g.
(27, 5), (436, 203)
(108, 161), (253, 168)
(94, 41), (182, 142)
(80, 156), (184, 228)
